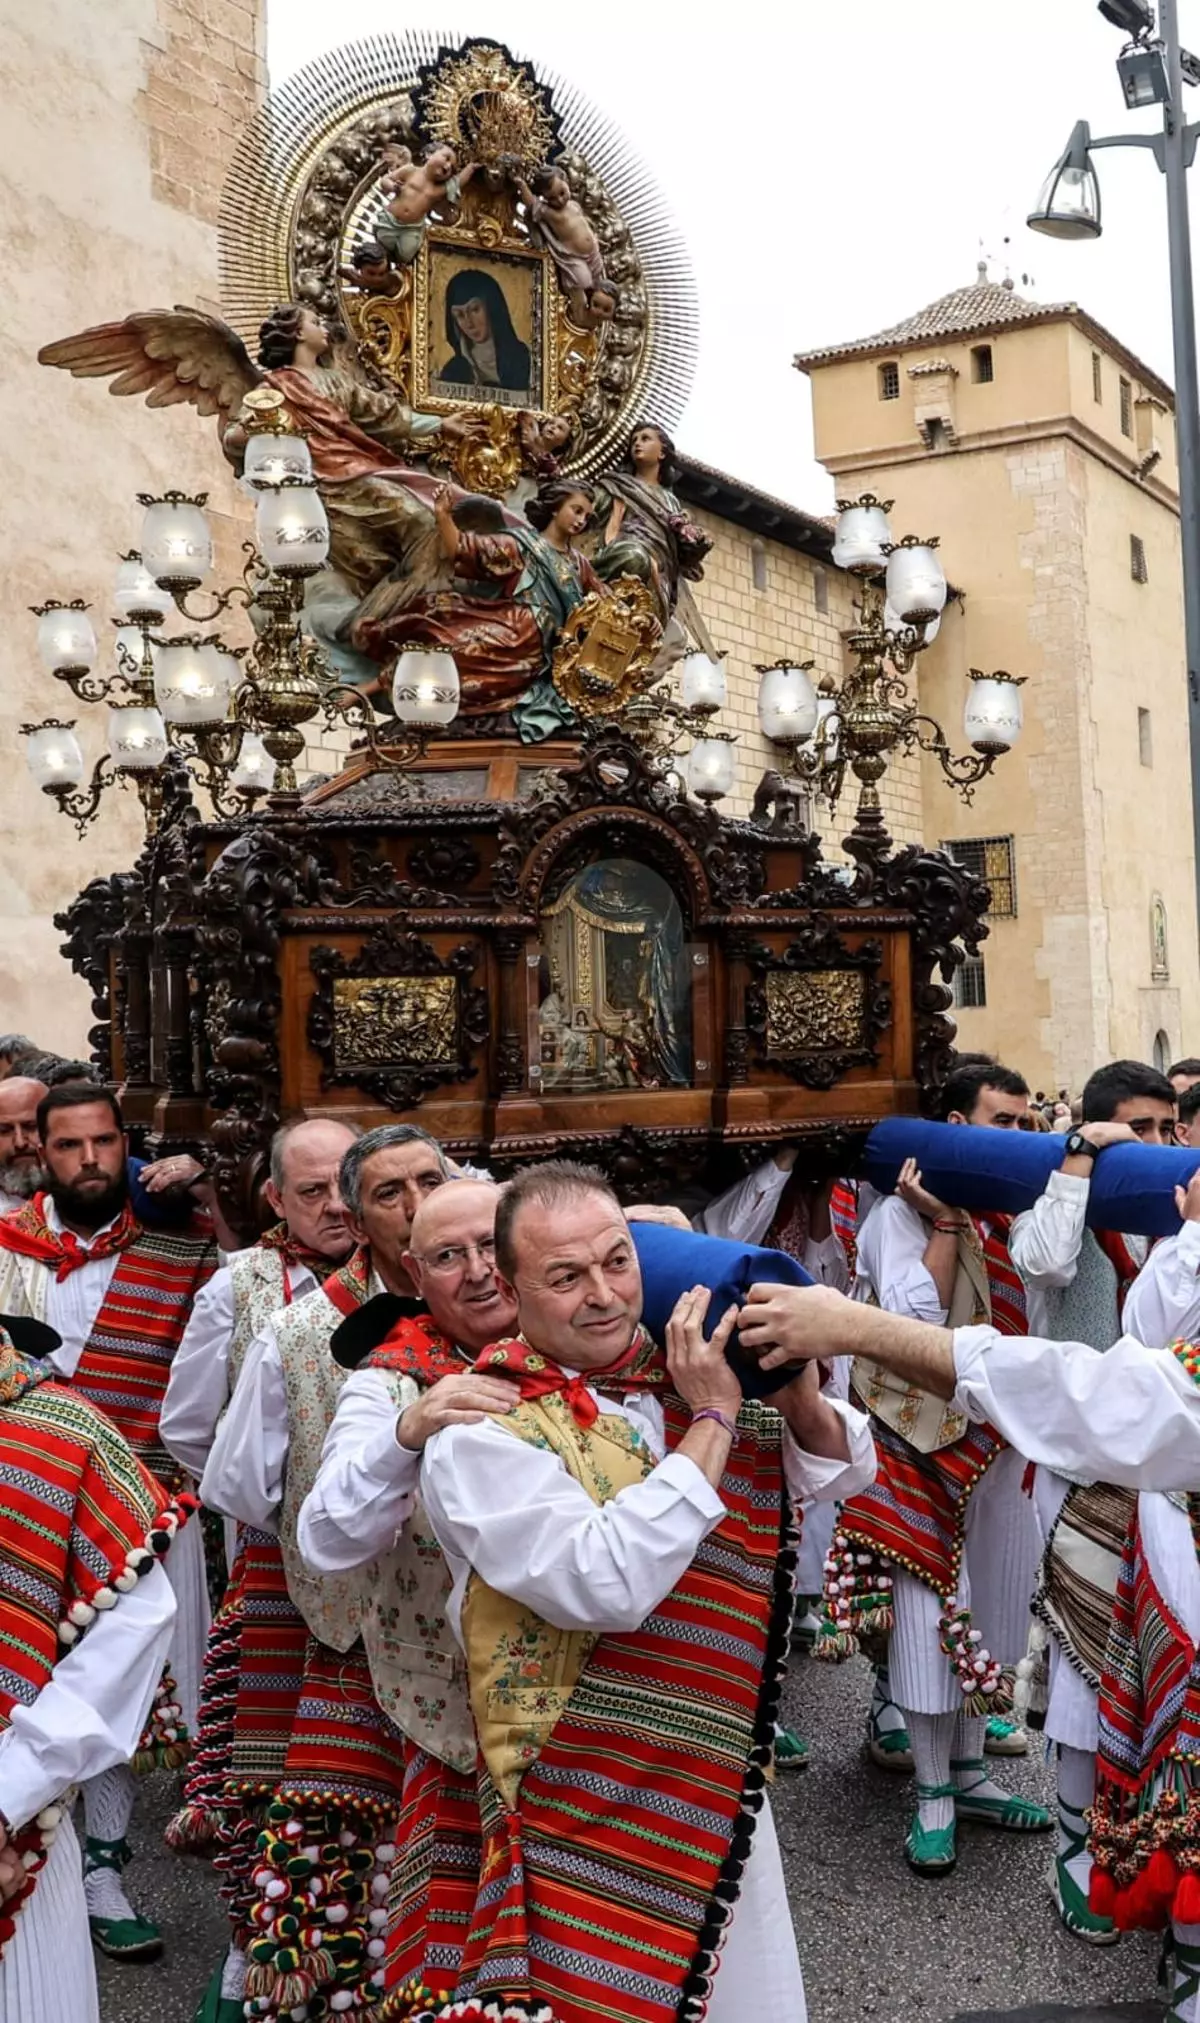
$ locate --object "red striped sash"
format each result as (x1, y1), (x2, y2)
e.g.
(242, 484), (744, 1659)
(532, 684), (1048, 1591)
(976, 1214), (1027, 1337)
(452, 1373), (792, 2023)
(830, 1179), (859, 1278)
(70, 1227), (216, 1473)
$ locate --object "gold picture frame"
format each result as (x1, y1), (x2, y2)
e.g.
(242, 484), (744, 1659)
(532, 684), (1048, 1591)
(413, 232), (554, 414)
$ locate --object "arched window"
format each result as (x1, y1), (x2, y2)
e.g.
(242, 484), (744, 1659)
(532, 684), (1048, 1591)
(1154, 1028), (1171, 1074)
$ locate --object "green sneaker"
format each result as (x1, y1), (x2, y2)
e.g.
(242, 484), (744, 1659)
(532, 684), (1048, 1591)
(905, 1783), (957, 1876)
(984, 1714), (1029, 1757)
(774, 1723), (810, 1770)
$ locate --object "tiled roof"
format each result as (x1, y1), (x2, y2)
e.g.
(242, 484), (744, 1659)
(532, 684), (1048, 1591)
(794, 272), (1174, 406)
(795, 279), (1070, 368)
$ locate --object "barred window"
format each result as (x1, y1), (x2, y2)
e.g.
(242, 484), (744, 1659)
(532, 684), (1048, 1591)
(971, 344), (994, 384)
(1120, 376), (1134, 437)
(1131, 533), (1148, 583)
(954, 955), (987, 1010)
(878, 360), (900, 401)
(1092, 350), (1103, 404)
(940, 835), (1017, 918)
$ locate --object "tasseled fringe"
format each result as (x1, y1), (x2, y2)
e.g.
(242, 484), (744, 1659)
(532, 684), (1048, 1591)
(58, 1489), (200, 1647)
(1089, 1758), (1200, 1931)
(242, 1791), (400, 2019)
(816, 1529), (894, 1664)
(1012, 1619), (1049, 1731)
(132, 1666), (190, 1777)
(164, 1802), (220, 1854)
(398, 2002), (558, 2023)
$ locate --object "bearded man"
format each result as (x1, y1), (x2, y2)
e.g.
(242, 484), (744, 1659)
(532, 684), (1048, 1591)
(396, 1160), (874, 2023)
(0, 1083), (216, 1961)
(0, 1077), (48, 1210)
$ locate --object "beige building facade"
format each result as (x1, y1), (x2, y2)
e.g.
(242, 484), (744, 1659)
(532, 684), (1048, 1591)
(0, 0), (264, 1051)
(797, 272), (1200, 1095)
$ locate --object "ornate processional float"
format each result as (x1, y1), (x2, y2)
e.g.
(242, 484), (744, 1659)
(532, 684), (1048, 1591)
(28, 31), (1005, 1238)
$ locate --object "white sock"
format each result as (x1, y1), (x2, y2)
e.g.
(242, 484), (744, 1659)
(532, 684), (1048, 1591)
(82, 1764), (136, 1844)
(952, 1713), (1012, 1802)
(1172, 1921), (1200, 2021)
(220, 1944), (247, 2000)
(908, 1710), (954, 1830)
(83, 1862), (138, 1922)
(869, 1663), (909, 1739)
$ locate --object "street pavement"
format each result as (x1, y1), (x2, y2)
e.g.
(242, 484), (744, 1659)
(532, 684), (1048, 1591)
(98, 1647), (1169, 2023)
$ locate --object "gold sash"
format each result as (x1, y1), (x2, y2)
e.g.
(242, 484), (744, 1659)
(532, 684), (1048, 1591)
(460, 1393), (652, 1808)
(852, 1226), (991, 1454)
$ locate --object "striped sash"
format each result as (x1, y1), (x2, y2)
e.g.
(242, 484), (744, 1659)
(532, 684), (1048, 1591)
(70, 1227), (217, 1478)
(977, 1214), (1027, 1337)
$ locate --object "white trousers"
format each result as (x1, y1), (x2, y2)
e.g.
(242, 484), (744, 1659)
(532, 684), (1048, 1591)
(889, 1445), (1041, 1716)
(0, 1815), (98, 2023)
(707, 1798), (805, 2023)
(165, 1516), (209, 1735)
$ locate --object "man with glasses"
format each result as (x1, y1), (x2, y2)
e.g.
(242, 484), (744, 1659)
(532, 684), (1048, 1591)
(197, 1129), (517, 2023)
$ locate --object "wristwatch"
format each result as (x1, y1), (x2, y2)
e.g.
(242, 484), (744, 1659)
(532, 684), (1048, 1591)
(1063, 1130), (1096, 1162)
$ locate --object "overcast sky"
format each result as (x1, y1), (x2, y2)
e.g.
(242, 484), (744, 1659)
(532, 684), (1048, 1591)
(269, 0), (1200, 511)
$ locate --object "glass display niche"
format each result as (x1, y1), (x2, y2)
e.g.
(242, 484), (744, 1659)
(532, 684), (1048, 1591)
(534, 858), (692, 1093)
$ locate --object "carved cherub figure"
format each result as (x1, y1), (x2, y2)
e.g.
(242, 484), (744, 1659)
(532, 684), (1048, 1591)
(338, 238), (404, 299)
(376, 142), (477, 264)
(517, 409), (575, 481)
(511, 164), (613, 322)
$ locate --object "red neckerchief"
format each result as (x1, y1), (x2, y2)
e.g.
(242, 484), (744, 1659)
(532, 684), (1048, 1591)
(1094, 1228), (1147, 1317)
(0, 1192), (140, 1282)
(257, 1222), (350, 1304)
(474, 1329), (652, 1430)
(323, 1245), (374, 1318)
(365, 1312), (465, 1385)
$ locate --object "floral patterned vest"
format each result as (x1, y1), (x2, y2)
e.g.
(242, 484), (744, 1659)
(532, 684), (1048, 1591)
(460, 1392), (652, 1807)
(227, 1245), (293, 1394)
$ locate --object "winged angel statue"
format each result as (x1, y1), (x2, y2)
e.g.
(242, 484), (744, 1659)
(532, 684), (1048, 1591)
(40, 300), (491, 693)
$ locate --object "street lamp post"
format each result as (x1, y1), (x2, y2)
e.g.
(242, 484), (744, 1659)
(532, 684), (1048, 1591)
(1030, 0), (1200, 934)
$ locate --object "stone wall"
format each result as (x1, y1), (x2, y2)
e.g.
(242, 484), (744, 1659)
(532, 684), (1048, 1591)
(1, 0), (264, 1053)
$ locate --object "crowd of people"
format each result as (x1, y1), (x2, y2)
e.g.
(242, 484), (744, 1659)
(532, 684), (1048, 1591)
(1, 1030), (1200, 2021)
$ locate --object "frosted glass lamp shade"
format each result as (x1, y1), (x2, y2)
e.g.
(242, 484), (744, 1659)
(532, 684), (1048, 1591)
(112, 556), (172, 624)
(108, 706), (168, 772)
(141, 498), (212, 589)
(255, 485), (330, 576)
(37, 607), (96, 676)
(687, 737), (736, 801)
(885, 542), (946, 625)
(25, 723), (84, 790)
(391, 649), (460, 728)
(230, 731), (276, 795)
(154, 641), (235, 726)
(758, 662), (818, 743)
(885, 600), (941, 648)
(243, 432), (313, 489)
(679, 652), (727, 713)
(964, 672), (1024, 753)
(831, 499), (893, 574)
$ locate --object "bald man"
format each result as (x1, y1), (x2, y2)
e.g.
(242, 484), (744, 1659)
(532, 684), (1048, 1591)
(161, 1117), (361, 1481)
(0, 1075), (48, 1211)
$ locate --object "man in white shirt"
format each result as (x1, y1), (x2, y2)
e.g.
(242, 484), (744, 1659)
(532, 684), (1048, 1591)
(160, 1114), (359, 2022)
(738, 1278), (1200, 2023)
(162, 1116), (361, 1481)
(1007, 1057), (1176, 1941)
(848, 1061), (1044, 1865)
(407, 1159), (874, 2023)
(0, 1084), (216, 1963)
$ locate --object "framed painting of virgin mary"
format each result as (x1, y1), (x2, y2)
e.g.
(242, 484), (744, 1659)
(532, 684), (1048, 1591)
(415, 239), (550, 412)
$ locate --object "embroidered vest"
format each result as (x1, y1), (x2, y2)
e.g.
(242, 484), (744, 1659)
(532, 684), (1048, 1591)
(460, 1393), (652, 1808)
(272, 1286), (363, 1652)
(853, 1226), (989, 1455)
(358, 1367), (478, 1776)
(227, 1245), (293, 1393)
